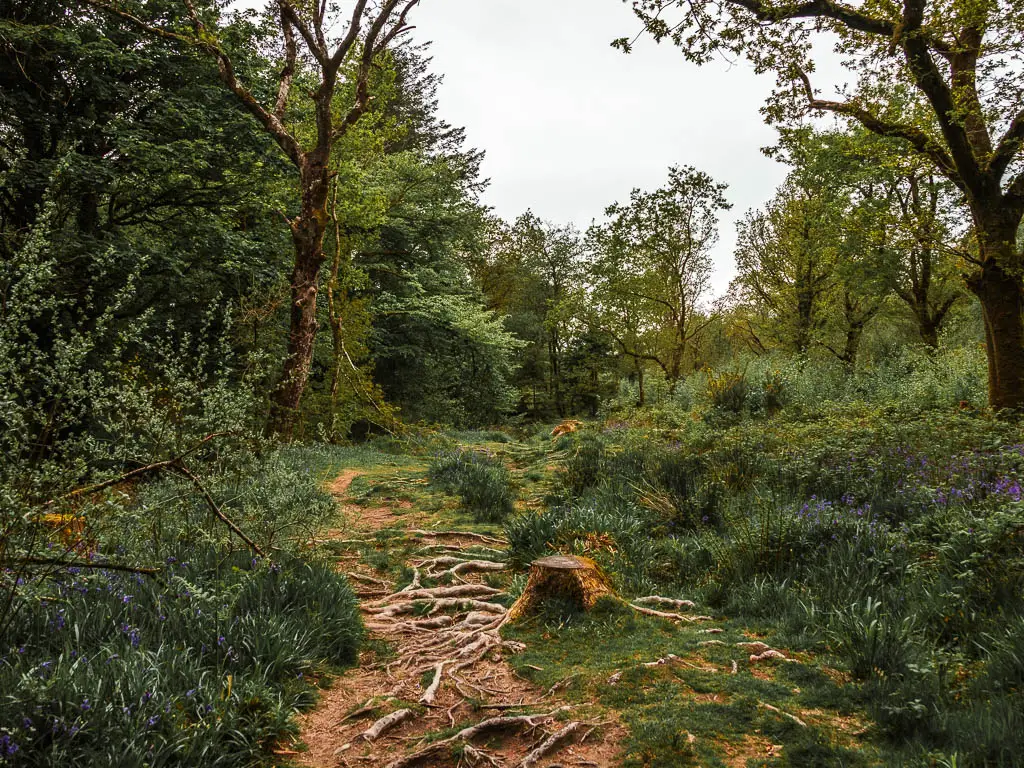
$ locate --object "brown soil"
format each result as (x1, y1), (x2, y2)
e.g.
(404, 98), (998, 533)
(292, 467), (625, 768)
(329, 469), (364, 496)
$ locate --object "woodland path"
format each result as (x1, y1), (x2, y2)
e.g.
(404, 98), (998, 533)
(292, 462), (624, 768)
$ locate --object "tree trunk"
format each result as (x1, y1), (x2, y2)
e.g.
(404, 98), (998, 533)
(842, 322), (864, 369)
(970, 256), (1024, 410)
(794, 288), (813, 354)
(919, 318), (940, 349)
(268, 155), (331, 437)
(636, 360), (646, 407)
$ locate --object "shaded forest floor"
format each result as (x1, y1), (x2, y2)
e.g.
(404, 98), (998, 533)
(281, 434), (878, 768)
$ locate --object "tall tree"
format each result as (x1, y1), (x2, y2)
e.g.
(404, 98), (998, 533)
(88, 0), (420, 436)
(889, 171), (966, 347)
(732, 185), (838, 354)
(475, 213), (583, 417)
(589, 165), (729, 387)
(622, 0), (1024, 408)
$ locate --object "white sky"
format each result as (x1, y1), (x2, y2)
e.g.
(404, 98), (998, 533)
(411, 0), (795, 296)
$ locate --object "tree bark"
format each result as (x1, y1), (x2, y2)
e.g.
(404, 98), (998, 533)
(636, 360), (646, 407)
(969, 251), (1024, 410)
(268, 155), (331, 437)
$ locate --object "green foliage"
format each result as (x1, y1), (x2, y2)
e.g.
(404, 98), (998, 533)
(0, 444), (362, 766)
(428, 449), (516, 523)
(516, 408), (1024, 764)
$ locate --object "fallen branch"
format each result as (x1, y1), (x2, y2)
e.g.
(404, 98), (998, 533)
(360, 708), (416, 741)
(41, 431), (234, 509)
(10, 558), (161, 577)
(174, 463), (266, 558)
(516, 721), (583, 768)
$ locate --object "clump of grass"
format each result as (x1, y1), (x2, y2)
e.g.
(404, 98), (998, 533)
(428, 449), (516, 523)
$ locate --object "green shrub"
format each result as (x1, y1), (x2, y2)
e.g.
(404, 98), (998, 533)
(429, 449), (516, 523)
(563, 433), (607, 495)
(705, 369), (749, 413)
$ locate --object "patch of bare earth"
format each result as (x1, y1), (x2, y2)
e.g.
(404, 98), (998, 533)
(293, 468), (623, 768)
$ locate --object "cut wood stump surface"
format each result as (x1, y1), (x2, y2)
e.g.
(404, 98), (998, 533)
(507, 554), (614, 621)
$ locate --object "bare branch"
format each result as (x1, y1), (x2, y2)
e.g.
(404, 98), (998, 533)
(723, 0), (951, 51)
(43, 432), (234, 508)
(83, 0), (303, 166)
(335, 0), (419, 138)
(173, 464), (267, 558)
(278, 1), (327, 65)
(329, 0), (371, 70)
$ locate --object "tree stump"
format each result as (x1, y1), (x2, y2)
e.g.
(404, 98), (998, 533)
(507, 555), (614, 620)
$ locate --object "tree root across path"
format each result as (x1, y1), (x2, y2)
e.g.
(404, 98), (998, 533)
(294, 467), (621, 768)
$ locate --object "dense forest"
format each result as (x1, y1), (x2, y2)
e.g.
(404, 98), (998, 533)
(2, 0), (1023, 766)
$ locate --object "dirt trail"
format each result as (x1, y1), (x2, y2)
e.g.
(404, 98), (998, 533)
(294, 468), (622, 768)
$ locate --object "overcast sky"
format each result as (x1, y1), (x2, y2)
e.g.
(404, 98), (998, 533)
(411, 0), (794, 296)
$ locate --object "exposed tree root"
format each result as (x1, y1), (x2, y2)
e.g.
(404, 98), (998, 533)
(641, 654), (680, 667)
(419, 662), (444, 705)
(399, 568), (422, 592)
(759, 701), (807, 727)
(360, 708), (416, 741)
(634, 595), (697, 610)
(437, 560), (508, 578)
(383, 708), (571, 768)
(629, 603), (713, 622)
(516, 721), (584, 768)
(348, 572), (391, 587)
(373, 584), (502, 603)
(410, 529), (506, 545)
(366, 597), (507, 619)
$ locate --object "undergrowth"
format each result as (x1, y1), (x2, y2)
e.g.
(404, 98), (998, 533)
(505, 409), (1024, 766)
